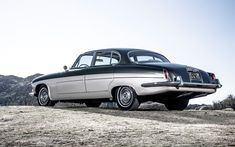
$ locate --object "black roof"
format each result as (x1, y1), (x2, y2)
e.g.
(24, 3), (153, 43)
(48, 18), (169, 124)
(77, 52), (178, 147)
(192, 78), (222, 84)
(81, 48), (168, 64)
(83, 48), (158, 54)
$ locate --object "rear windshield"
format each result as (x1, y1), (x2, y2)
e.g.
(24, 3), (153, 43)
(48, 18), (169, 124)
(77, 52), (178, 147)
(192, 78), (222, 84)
(128, 51), (170, 64)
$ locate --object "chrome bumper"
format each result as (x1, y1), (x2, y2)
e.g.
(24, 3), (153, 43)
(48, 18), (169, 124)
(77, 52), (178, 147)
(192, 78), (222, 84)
(141, 79), (222, 89)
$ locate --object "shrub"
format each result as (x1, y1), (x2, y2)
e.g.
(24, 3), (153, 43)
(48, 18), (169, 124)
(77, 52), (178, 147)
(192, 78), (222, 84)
(213, 94), (235, 110)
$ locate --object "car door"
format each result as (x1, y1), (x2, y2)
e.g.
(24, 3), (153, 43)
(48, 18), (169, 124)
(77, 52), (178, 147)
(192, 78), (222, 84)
(55, 53), (94, 100)
(84, 51), (120, 98)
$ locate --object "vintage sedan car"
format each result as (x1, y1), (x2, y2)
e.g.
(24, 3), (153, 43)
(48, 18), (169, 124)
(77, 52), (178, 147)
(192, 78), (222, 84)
(30, 48), (222, 110)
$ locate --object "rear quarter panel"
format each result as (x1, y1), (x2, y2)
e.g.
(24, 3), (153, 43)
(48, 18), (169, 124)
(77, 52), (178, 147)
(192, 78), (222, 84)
(109, 65), (166, 95)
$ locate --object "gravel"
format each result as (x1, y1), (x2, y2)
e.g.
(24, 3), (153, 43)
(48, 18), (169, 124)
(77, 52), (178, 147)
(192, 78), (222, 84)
(0, 106), (235, 146)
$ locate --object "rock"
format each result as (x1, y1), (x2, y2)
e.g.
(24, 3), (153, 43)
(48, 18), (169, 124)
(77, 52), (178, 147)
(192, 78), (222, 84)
(100, 102), (118, 109)
(223, 108), (234, 111)
(199, 106), (213, 110)
(186, 104), (213, 110)
(55, 102), (85, 108)
(139, 102), (167, 111)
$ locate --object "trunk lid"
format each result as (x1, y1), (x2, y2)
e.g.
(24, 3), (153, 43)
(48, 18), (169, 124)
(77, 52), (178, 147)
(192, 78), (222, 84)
(142, 63), (211, 83)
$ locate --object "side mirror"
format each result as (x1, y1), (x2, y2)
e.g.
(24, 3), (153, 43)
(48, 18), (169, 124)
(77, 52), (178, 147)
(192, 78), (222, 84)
(63, 65), (68, 71)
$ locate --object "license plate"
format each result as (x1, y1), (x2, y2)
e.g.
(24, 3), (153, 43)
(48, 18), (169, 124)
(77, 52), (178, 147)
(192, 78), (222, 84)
(189, 72), (201, 80)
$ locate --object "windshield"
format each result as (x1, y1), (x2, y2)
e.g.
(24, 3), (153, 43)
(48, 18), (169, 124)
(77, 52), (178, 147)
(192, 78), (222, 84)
(128, 50), (170, 64)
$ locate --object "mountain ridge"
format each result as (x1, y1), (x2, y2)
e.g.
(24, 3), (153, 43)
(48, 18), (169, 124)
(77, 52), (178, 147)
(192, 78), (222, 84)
(0, 73), (42, 105)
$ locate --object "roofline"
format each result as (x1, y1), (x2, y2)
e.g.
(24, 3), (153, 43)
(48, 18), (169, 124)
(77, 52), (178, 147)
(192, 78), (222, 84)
(82, 48), (169, 62)
(83, 48), (161, 54)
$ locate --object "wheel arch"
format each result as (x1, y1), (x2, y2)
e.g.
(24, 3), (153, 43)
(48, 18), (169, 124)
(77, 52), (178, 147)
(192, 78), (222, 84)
(35, 83), (52, 99)
(112, 85), (140, 110)
(109, 80), (140, 99)
(111, 84), (138, 100)
(111, 86), (121, 99)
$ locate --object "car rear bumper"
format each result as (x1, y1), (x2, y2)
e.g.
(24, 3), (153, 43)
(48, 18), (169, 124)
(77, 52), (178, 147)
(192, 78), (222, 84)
(141, 79), (222, 89)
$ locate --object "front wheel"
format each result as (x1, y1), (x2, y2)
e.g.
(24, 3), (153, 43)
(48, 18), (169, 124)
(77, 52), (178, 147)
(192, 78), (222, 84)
(37, 86), (56, 106)
(115, 86), (140, 110)
(164, 99), (189, 111)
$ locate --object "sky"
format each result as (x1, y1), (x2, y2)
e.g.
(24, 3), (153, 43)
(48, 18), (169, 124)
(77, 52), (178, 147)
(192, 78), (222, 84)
(0, 0), (234, 104)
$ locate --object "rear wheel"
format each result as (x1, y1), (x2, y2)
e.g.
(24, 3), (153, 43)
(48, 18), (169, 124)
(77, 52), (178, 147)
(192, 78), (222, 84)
(85, 101), (101, 107)
(115, 86), (140, 110)
(164, 99), (189, 111)
(37, 86), (56, 106)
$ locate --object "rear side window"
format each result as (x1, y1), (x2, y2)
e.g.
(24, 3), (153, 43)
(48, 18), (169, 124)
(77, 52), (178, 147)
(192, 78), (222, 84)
(94, 51), (120, 66)
(137, 56), (155, 62)
(128, 51), (170, 63)
(94, 52), (112, 66)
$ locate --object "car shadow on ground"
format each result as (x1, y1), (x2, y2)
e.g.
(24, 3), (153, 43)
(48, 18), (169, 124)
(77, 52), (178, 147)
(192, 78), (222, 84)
(52, 103), (235, 125)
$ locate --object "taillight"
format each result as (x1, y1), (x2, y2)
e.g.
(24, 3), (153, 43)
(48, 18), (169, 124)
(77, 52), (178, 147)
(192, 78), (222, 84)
(163, 69), (170, 80)
(208, 72), (216, 80)
(211, 73), (216, 80)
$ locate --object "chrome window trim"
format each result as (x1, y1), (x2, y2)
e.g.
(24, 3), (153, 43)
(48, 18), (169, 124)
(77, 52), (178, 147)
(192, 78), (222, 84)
(111, 51), (121, 66)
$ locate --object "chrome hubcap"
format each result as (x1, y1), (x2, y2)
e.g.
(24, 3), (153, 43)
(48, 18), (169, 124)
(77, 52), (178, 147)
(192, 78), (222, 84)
(118, 87), (133, 107)
(39, 88), (49, 105)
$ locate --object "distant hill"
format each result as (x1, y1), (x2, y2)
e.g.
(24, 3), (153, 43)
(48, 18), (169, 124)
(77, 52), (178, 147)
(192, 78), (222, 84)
(0, 74), (42, 106)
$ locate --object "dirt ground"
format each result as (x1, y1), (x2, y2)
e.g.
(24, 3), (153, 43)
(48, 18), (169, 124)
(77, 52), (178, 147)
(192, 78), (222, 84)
(0, 105), (235, 147)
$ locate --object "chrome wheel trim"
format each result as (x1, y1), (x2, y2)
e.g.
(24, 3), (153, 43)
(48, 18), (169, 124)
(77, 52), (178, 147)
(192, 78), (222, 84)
(38, 87), (49, 106)
(117, 87), (134, 108)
